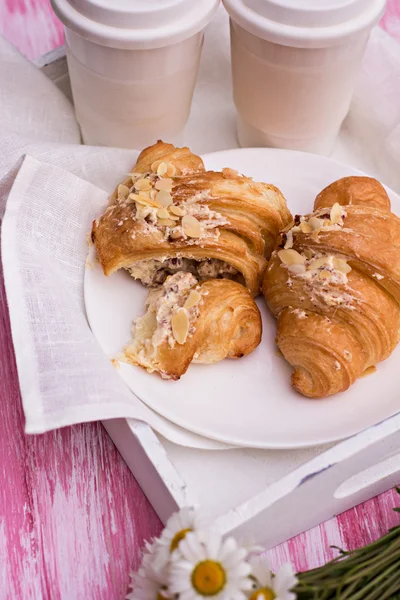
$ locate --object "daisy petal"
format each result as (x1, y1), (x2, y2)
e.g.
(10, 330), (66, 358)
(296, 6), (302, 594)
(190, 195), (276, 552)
(273, 563), (299, 596)
(235, 562), (252, 577)
(219, 536), (238, 561)
(249, 555), (273, 587)
(178, 531), (207, 563)
(168, 529), (252, 600)
(204, 531), (223, 559)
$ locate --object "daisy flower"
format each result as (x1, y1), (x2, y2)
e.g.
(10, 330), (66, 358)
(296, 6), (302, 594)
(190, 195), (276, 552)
(153, 507), (209, 573)
(126, 539), (169, 600)
(127, 567), (170, 600)
(248, 556), (298, 600)
(168, 530), (252, 600)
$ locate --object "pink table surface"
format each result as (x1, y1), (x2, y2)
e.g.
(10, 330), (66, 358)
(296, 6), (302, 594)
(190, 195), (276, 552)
(0, 1), (400, 598)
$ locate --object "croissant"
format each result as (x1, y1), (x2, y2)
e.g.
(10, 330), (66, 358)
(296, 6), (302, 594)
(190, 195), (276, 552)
(92, 141), (291, 297)
(123, 272), (262, 379)
(263, 175), (400, 398)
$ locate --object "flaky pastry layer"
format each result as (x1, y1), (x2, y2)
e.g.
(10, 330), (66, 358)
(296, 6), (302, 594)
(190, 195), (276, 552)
(263, 176), (400, 398)
(92, 141), (291, 297)
(123, 272), (262, 379)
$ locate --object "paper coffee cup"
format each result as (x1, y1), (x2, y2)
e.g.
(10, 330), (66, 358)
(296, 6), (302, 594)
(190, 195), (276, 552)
(223, 0), (386, 155)
(51, 0), (219, 148)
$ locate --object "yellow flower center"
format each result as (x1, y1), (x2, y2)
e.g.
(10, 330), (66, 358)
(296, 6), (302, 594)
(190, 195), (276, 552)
(191, 560), (227, 596)
(249, 588), (276, 600)
(170, 528), (192, 552)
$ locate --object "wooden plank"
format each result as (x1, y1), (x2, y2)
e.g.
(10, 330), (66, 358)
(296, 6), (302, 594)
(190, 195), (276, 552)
(0, 245), (162, 598)
(0, 0), (64, 60)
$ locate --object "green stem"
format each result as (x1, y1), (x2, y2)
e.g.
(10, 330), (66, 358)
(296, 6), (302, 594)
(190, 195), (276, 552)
(347, 561), (399, 600)
(294, 518), (400, 600)
(298, 527), (400, 585)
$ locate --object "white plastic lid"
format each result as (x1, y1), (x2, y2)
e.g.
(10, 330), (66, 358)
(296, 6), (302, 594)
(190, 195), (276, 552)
(223, 0), (386, 47)
(51, 0), (220, 49)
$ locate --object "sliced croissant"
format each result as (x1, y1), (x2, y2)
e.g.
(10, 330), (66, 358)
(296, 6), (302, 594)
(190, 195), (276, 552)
(263, 176), (400, 398)
(92, 141), (291, 297)
(123, 272), (262, 380)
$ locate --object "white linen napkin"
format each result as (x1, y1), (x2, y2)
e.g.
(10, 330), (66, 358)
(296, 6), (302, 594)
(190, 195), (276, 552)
(1, 153), (233, 450)
(1, 7), (400, 447)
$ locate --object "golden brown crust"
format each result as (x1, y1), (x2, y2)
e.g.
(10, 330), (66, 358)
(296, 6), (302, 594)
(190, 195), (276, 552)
(109, 140), (205, 205)
(171, 169), (291, 257)
(314, 175), (391, 211)
(93, 218), (266, 297)
(134, 140), (205, 176)
(263, 175), (400, 398)
(124, 278), (262, 380)
(93, 141), (292, 297)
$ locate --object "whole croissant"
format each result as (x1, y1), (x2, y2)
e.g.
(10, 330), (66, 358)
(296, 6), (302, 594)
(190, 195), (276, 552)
(263, 176), (400, 398)
(123, 272), (262, 380)
(92, 141), (291, 297)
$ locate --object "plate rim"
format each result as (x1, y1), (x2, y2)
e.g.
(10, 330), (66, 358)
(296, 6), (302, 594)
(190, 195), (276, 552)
(85, 147), (400, 449)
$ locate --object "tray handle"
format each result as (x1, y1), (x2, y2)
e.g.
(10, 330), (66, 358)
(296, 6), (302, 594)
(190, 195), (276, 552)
(219, 417), (400, 548)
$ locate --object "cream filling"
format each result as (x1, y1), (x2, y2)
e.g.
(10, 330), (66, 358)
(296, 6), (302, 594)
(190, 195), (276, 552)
(115, 171), (228, 244)
(281, 252), (356, 309)
(277, 203), (357, 310)
(125, 273), (203, 373)
(128, 257), (239, 287)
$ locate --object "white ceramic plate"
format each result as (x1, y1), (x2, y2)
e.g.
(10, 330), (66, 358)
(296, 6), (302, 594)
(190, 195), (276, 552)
(85, 148), (400, 449)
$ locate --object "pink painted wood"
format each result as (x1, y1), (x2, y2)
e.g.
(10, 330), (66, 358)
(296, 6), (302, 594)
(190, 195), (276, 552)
(0, 1), (400, 597)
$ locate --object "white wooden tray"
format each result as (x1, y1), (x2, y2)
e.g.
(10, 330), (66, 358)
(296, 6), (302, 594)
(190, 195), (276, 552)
(37, 47), (400, 549)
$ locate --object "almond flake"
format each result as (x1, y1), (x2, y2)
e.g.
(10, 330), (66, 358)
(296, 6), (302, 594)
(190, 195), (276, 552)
(333, 258), (352, 274)
(319, 270), (331, 280)
(156, 190), (173, 207)
(310, 256), (329, 270)
(278, 249), (306, 266)
(129, 192), (143, 201)
(308, 216), (323, 230)
(135, 177), (152, 191)
(184, 290), (201, 309)
(151, 160), (162, 173)
(127, 172), (142, 181)
(157, 207), (170, 220)
(157, 162), (168, 177)
(157, 218), (176, 227)
(171, 309), (189, 344)
(300, 221), (312, 233)
(330, 202), (343, 225)
(135, 201), (145, 212)
(130, 193), (160, 208)
(134, 200), (150, 211)
(169, 205), (185, 217)
(303, 249), (313, 259)
(182, 215), (202, 238)
(288, 264), (306, 275)
(155, 178), (173, 191)
(166, 163), (176, 177)
(118, 184), (130, 199)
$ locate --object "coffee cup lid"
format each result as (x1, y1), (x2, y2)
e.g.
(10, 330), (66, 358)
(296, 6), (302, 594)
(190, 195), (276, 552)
(51, 0), (220, 49)
(223, 0), (386, 47)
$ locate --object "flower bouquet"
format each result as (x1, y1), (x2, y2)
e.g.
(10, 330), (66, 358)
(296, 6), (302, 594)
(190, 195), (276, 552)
(128, 489), (400, 600)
